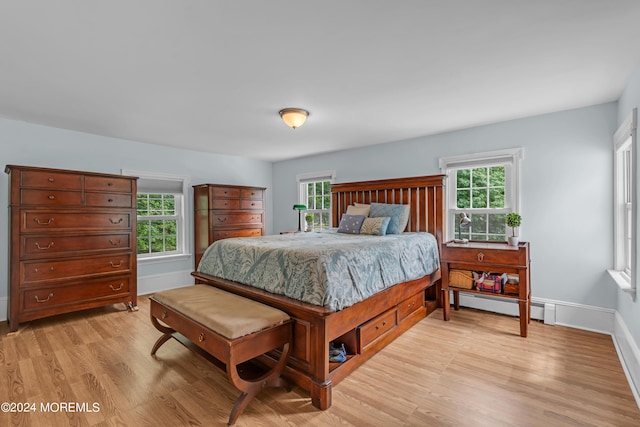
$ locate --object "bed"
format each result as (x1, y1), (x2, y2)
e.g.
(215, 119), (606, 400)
(192, 174), (446, 410)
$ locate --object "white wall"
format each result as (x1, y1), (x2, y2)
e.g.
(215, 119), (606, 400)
(617, 61), (640, 347)
(273, 103), (618, 309)
(0, 117), (273, 318)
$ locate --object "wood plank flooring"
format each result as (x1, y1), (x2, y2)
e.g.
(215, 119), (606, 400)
(1, 297), (638, 426)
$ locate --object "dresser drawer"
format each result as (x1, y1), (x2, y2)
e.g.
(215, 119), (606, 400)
(85, 176), (133, 193)
(213, 228), (262, 240)
(22, 276), (131, 311)
(19, 170), (82, 190)
(241, 200), (263, 210)
(241, 188), (263, 200)
(85, 192), (133, 208)
(22, 211), (132, 232)
(211, 199), (241, 210)
(358, 308), (397, 351)
(213, 213), (263, 225)
(21, 233), (131, 257)
(442, 245), (524, 266)
(20, 189), (82, 207)
(211, 187), (241, 199)
(397, 292), (423, 321)
(21, 253), (133, 284)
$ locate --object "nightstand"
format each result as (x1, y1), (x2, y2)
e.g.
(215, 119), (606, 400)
(441, 241), (531, 337)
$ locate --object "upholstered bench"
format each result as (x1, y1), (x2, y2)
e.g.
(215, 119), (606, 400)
(149, 285), (292, 426)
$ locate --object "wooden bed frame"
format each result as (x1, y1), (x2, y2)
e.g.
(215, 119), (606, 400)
(192, 174), (446, 410)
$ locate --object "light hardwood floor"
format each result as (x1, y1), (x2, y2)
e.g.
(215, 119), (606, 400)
(1, 297), (638, 427)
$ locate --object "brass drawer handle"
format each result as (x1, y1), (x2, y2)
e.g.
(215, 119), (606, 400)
(35, 293), (54, 303)
(477, 252), (485, 262)
(198, 332), (205, 342)
(109, 218), (123, 224)
(48, 177), (55, 182)
(35, 241), (54, 250)
(109, 283), (124, 291)
(161, 310), (168, 319)
(109, 260), (124, 268)
(217, 217), (227, 222)
(34, 217), (54, 225)
(108, 239), (121, 246)
(108, 198), (114, 203)
(48, 195), (55, 200)
(107, 182), (113, 186)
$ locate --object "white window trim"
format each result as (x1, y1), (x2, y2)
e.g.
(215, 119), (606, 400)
(609, 108), (637, 299)
(296, 170), (336, 230)
(439, 148), (524, 241)
(122, 169), (191, 264)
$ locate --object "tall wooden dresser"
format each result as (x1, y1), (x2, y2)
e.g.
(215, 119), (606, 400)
(193, 184), (266, 267)
(5, 165), (138, 332)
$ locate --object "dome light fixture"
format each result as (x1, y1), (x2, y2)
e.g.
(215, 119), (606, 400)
(279, 108), (309, 129)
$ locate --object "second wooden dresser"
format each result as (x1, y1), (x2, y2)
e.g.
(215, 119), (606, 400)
(5, 165), (138, 332)
(193, 184), (266, 267)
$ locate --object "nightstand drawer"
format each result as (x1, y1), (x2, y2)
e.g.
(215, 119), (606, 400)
(442, 245), (524, 266)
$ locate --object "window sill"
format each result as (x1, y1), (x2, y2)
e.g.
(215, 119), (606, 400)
(138, 253), (191, 265)
(607, 269), (637, 298)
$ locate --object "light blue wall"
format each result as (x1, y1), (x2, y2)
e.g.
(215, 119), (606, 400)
(273, 103), (618, 309)
(0, 117), (273, 308)
(617, 62), (640, 346)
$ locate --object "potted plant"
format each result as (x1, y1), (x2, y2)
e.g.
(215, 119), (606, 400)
(305, 213), (314, 231)
(505, 212), (522, 246)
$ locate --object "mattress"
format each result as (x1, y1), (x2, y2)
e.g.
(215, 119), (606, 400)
(197, 230), (440, 311)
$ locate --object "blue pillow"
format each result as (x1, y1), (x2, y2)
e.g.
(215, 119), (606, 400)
(337, 214), (366, 234)
(360, 217), (391, 236)
(369, 203), (405, 234)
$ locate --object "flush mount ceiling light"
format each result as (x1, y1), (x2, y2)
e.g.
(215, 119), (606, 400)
(279, 108), (309, 129)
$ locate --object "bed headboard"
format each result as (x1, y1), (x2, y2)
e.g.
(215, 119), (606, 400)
(331, 174), (446, 244)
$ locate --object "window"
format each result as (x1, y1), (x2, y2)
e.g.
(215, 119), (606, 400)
(610, 108), (637, 298)
(297, 170), (335, 231)
(122, 170), (190, 263)
(439, 148), (523, 242)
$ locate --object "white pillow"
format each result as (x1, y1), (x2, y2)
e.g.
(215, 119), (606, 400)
(398, 205), (410, 232)
(347, 203), (370, 216)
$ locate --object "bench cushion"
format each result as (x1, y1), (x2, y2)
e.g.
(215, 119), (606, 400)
(152, 285), (290, 339)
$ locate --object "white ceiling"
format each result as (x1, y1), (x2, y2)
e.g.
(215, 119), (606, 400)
(1, 1), (640, 162)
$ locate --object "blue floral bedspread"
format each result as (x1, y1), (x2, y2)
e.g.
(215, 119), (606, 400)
(197, 230), (440, 311)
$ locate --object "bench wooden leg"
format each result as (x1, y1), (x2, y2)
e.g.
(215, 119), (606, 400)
(150, 315), (175, 356)
(227, 342), (291, 426)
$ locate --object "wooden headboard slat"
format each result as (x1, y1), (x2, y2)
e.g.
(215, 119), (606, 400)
(331, 174), (446, 246)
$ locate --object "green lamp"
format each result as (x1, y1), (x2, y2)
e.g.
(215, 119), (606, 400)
(292, 204), (307, 232)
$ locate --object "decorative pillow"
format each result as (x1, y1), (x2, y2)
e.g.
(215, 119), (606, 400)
(369, 203), (406, 234)
(398, 205), (410, 232)
(360, 217), (391, 236)
(353, 202), (371, 216)
(337, 214), (366, 234)
(346, 204), (370, 216)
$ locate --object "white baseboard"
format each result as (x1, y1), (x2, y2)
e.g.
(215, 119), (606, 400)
(0, 296), (6, 323)
(455, 293), (615, 334)
(613, 312), (640, 408)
